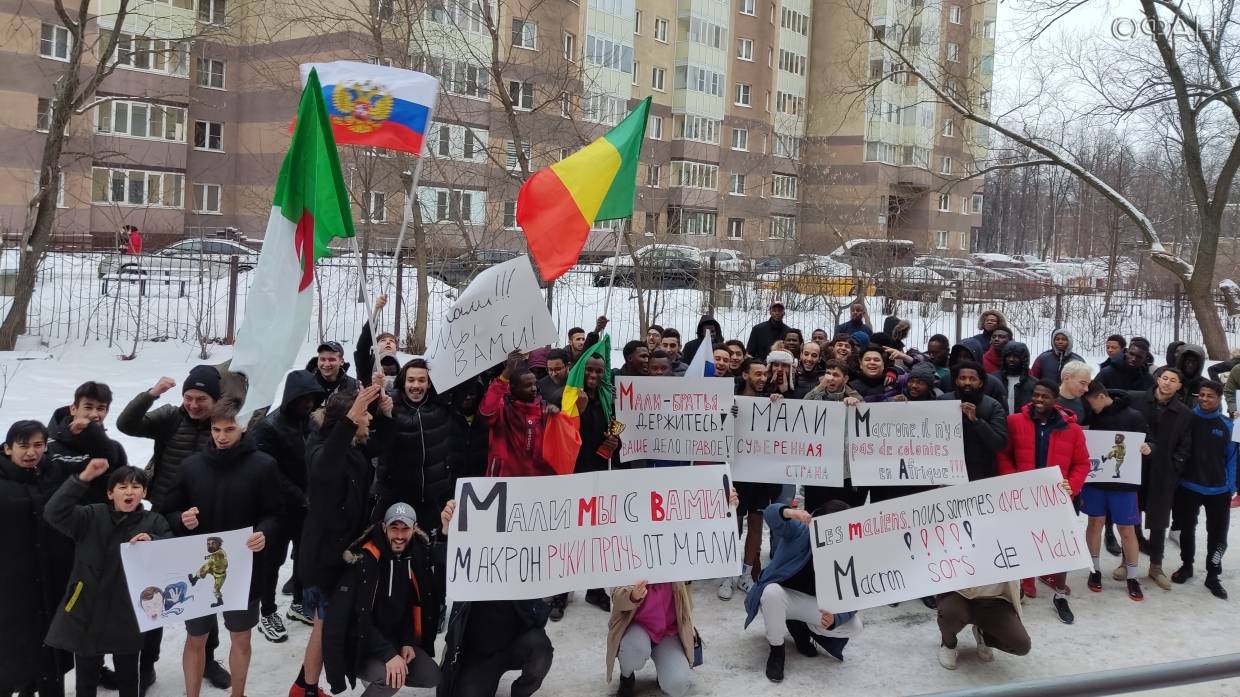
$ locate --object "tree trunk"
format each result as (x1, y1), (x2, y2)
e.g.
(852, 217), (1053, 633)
(410, 208), (429, 354)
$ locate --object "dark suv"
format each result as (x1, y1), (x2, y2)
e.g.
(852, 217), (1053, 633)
(593, 246), (701, 288)
(426, 249), (520, 286)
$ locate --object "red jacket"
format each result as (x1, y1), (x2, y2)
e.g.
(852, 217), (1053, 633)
(996, 403), (1090, 495)
(480, 378), (553, 477)
(982, 346), (1002, 375)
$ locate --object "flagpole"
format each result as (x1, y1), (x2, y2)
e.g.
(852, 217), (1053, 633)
(602, 219), (624, 319)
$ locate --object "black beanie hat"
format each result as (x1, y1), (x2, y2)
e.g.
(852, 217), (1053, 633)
(183, 365), (222, 401)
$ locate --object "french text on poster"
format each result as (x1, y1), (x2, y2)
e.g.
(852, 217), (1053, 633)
(732, 396), (846, 486)
(847, 401), (967, 486)
(1084, 430), (1145, 486)
(120, 528), (254, 632)
(425, 255), (557, 392)
(615, 376), (736, 463)
(810, 468), (1089, 613)
(446, 465), (741, 600)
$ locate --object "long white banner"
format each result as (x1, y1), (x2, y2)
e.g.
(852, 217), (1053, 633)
(615, 377), (735, 463)
(732, 397), (846, 486)
(811, 468), (1089, 612)
(446, 466), (741, 600)
(846, 401), (968, 486)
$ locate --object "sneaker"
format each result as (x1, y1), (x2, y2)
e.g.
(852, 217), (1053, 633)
(204, 659), (232, 690)
(1053, 596), (1074, 625)
(1171, 565), (1194, 584)
(973, 626), (993, 663)
(281, 578), (295, 596)
(1127, 579), (1144, 601)
(717, 577), (735, 601)
(1087, 571), (1103, 592)
(286, 604), (313, 626)
(1039, 575), (1069, 595)
(938, 644), (958, 670)
(99, 665), (119, 690)
(1104, 531), (1122, 556)
(813, 635), (847, 661)
(786, 620), (817, 658)
(617, 674), (635, 697)
(1112, 565), (1128, 582)
(259, 612), (289, 643)
(585, 588), (611, 612)
(1205, 575), (1228, 600)
(765, 644), (785, 683)
(1020, 578), (1036, 599)
(1148, 565), (1172, 591)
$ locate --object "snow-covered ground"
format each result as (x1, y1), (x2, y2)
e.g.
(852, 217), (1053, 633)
(4, 342), (1240, 697)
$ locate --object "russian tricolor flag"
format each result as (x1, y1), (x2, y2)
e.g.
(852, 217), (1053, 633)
(299, 61), (439, 156)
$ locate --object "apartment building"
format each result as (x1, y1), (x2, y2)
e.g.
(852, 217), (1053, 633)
(0, 0), (993, 258)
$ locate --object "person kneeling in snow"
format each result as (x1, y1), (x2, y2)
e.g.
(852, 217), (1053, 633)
(744, 499), (862, 683)
(935, 582), (1030, 670)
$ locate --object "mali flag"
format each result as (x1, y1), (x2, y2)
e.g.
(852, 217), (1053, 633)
(517, 97), (651, 282)
(543, 335), (613, 474)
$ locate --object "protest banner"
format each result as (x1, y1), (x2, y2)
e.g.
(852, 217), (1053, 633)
(732, 396), (846, 486)
(846, 401), (968, 486)
(425, 255), (558, 392)
(120, 528), (254, 632)
(1084, 430), (1145, 486)
(810, 468), (1089, 613)
(446, 465), (740, 600)
(615, 376), (735, 463)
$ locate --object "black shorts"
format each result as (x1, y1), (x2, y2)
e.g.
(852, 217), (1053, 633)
(185, 600), (260, 636)
(736, 481), (781, 513)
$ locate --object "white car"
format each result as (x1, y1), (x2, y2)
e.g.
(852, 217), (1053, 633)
(97, 238), (258, 280)
(595, 244), (704, 269)
(700, 248), (749, 272)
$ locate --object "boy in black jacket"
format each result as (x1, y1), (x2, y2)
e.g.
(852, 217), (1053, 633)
(164, 400), (282, 697)
(46, 382), (128, 505)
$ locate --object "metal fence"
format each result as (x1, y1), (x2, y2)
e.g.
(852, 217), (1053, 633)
(6, 251), (1239, 358)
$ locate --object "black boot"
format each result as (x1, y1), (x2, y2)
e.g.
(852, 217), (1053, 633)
(549, 593), (567, 622)
(765, 644), (786, 683)
(785, 620), (817, 657)
(617, 674), (635, 697)
(188, 573), (199, 586)
(585, 588), (611, 612)
(1104, 527), (1122, 556)
(99, 665), (119, 690)
(1171, 565), (1194, 584)
(812, 635), (848, 661)
(1205, 574), (1228, 600)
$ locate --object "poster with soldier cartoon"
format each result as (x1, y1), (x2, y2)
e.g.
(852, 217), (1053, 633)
(120, 528), (254, 631)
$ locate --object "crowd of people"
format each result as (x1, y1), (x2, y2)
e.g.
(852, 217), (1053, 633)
(2, 296), (1236, 697)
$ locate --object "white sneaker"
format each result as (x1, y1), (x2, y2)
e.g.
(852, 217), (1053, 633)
(938, 644), (958, 670)
(973, 626), (993, 662)
(736, 565), (755, 594)
(718, 577), (735, 600)
(258, 612), (288, 643)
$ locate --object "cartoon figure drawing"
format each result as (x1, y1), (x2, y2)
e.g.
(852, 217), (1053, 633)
(1099, 433), (1126, 479)
(139, 581), (195, 620)
(188, 536), (228, 608)
(139, 586), (163, 621)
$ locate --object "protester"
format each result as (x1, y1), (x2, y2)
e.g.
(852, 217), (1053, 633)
(566, 327), (587, 364)
(781, 329), (804, 359)
(44, 461), (171, 697)
(377, 359), (457, 532)
(949, 343), (1007, 404)
(834, 302), (872, 337)
(726, 358), (783, 600)
(940, 361), (1009, 481)
(961, 309), (1007, 362)
(936, 582), (1030, 670)
(659, 330), (690, 376)
(647, 350), (673, 377)
(606, 581), (696, 697)
(1170, 381), (1235, 599)
(618, 341), (650, 377)
(682, 316), (723, 365)
(1057, 361), (1092, 423)
(792, 341), (824, 397)
(323, 503), (441, 696)
(1031, 329), (1084, 384)
(810, 328), (829, 344)
(1100, 334), (1127, 372)
(724, 340), (746, 373)
(1098, 339), (1154, 391)
(994, 342), (1035, 414)
(1174, 343), (1207, 405)
(310, 341), (360, 399)
(645, 326), (664, 352)
(765, 349), (796, 397)
(47, 381), (128, 504)
(981, 326), (1013, 375)
(537, 349), (570, 404)
(850, 345), (899, 402)
(354, 295), (400, 388)
(747, 302), (789, 361)
(923, 334), (951, 387)
(712, 345), (734, 378)
(481, 355), (553, 477)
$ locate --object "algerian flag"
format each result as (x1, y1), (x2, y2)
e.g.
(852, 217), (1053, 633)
(231, 68), (354, 416)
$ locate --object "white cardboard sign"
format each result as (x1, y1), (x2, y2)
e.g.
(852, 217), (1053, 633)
(1084, 430), (1145, 486)
(120, 528), (254, 632)
(732, 397), (847, 486)
(846, 401), (968, 486)
(615, 376), (736, 463)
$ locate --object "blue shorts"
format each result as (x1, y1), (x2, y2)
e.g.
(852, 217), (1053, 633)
(1080, 487), (1140, 526)
(302, 585), (330, 621)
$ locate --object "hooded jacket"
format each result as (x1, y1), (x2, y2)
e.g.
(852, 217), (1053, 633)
(1125, 387), (1193, 530)
(480, 378), (553, 477)
(251, 370), (326, 513)
(46, 405), (129, 505)
(1098, 356), (1155, 392)
(961, 309), (1008, 362)
(1030, 329), (1084, 383)
(377, 383), (455, 533)
(994, 342), (1036, 414)
(1175, 343), (1207, 405)
(116, 390), (213, 511)
(44, 475), (172, 656)
(1181, 406), (1237, 495)
(323, 526), (439, 695)
(1085, 390), (1149, 492)
(682, 315), (723, 366)
(949, 344), (1008, 404)
(996, 404), (1090, 496)
(939, 389), (1008, 480)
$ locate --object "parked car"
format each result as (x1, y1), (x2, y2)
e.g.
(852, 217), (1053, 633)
(700, 248), (749, 272)
(756, 256), (872, 297)
(875, 265), (951, 302)
(96, 238), (257, 279)
(593, 245), (702, 288)
(827, 238), (916, 274)
(425, 249), (521, 286)
(754, 255), (803, 274)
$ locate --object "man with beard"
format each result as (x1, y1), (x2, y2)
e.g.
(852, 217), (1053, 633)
(994, 342), (1036, 414)
(791, 342), (824, 398)
(1099, 339), (1155, 392)
(617, 341), (651, 378)
(645, 326), (664, 352)
(376, 359), (455, 538)
(940, 361), (1009, 481)
(747, 302), (789, 361)
(537, 349), (570, 404)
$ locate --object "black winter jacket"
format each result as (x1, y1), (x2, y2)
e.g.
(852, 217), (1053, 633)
(163, 436), (283, 600)
(251, 371), (325, 514)
(746, 318), (789, 361)
(940, 391), (1009, 480)
(116, 391), (212, 511)
(1098, 361), (1154, 391)
(576, 388), (619, 473)
(46, 406), (129, 506)
(438, 599), (551, 697)
(1125, 388), (1193, 530)
(682, 315), (723, 367)
(44, 476), (172, 655)
(377, 393), (455, 534)
(1084, 390), (1149, 492)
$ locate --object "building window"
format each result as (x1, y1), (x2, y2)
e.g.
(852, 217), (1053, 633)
(97, 101), (187, 142)
(768, 215), (796, 239)
(103, 31), (190, 76)
(646, 163), (661, 187)
(674, 65), (724, 97)
(583, 93), (626, 125)
(937, 193), (950, 212)
(505, 140), (530, 170)
(651, 66), (666, 91)
(32, 171), (67, 208)
(770, 173), (798, 200)
(650, 115), (663, 140)
(935, 230), (949, 249)
(429, 0), (484, 32)
(632, 61), (639, 85)
(960, 229), (969, 251)
(774, 133), (800, 159)
(508, 81), (534, 110)
(948, 5), (962, 24)
(737, 37), (753, 61)
(940, 156), (953, 175)
(40, 23), (71, 60)
(779, 7), (809, 35)
(971, 193), (984, 213)
(634, 9), (642, 34)
(559, 147), (571, 160)
(668, 207), (716, 236)
(727, 218), (743, 239)
(734, 83), (751, 106)
(670, 160), (719, 190)
(739, 0), (755, 15)
(672, 114), (720, 144)
(193, 183), (221, 214)
(511, 19), (538, 50)
(775, 91), (804, 116)
(196, 58), (225, 89)
(198, 0), (225, 24)
(686, 17), (726, 49)
(36, 98), (53, 132)
(946, 42), (959, 62)
(502, 200), (518, 228)
(645, 212), (658, 233)
(563, 32), (575, 60)
(420, 55), (488, 98)
(731, 127), (748, 151)
(427, 188), (483, 224)
(193, 120), (223, 151)
(653, 17), (668, 42)
(942, 119), (955, 137)
(91, 167), (184, 208)
(728, 173), (745, 195)
(778, 49), (806, 76)
(365, 191), (386, 222)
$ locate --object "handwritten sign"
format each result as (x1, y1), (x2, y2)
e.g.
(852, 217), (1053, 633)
(446, 466), (741, 600)
(1084, 430), (1145, 486)
(810, 468), (1088, 612)
(846, 401), (967, 486)
(120, 528), (254, 631)
(615, 377), (735, 463)
(426, 255), (557, 392)
(732, 397), (846, 486)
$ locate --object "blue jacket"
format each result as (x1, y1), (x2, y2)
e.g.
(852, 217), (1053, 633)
(1181, 406), (1237, 495)
(743, 504), (857, 629)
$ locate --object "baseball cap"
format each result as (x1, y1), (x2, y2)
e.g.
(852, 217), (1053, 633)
(770, 301), (784, 309)
(383, 502), (417, 528)
(317, 341), (345, 356)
